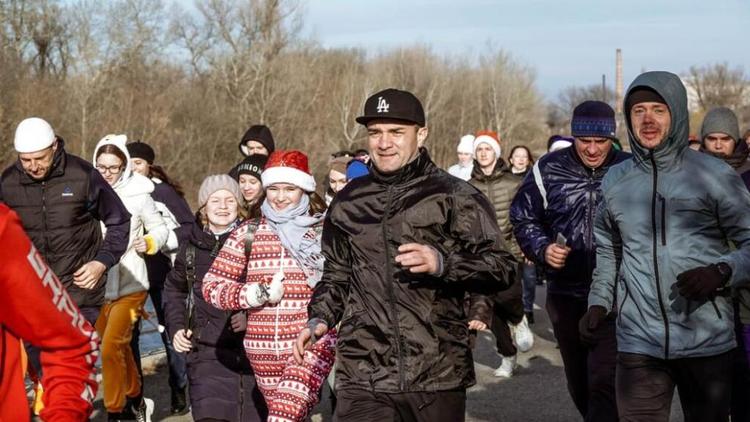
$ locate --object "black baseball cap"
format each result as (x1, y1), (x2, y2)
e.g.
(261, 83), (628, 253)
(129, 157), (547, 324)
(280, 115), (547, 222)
(356, 88), (426, 127)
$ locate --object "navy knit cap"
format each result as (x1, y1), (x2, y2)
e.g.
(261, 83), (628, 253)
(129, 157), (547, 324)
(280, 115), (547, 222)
(126, 141), (155, 164)
(571, 101), (617, 139)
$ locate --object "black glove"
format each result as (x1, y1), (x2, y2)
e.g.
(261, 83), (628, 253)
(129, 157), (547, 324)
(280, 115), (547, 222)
(579, 305), (607, 347)
(676, 264), (727, 300)
(230, 311), (248, 333)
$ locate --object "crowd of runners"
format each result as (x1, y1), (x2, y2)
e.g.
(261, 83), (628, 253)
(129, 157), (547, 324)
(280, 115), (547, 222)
(1, 70), (750, 422)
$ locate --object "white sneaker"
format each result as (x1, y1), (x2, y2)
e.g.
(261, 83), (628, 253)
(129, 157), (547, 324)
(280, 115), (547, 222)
(513, 315), (534, 353)
(494, 354), (517, 378)
(134, 397), (154, 422)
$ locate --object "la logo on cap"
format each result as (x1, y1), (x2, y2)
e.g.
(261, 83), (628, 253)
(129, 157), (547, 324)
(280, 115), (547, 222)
(376, 96), (390, 113)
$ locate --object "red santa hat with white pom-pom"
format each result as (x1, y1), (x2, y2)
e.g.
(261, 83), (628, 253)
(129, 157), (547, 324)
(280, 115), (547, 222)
(261, 150), (317, 192)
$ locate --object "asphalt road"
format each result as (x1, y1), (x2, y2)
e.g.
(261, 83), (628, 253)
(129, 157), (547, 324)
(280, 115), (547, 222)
(88, 285), (684, 421)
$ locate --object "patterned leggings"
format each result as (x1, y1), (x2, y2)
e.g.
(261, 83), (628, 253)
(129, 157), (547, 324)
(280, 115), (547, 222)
(247, 330), (336, 422)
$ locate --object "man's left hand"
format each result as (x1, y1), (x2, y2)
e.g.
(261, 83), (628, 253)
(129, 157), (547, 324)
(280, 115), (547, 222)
(676, 264), (726, 300)
(230, 312), (248, 332)
(73, 261), (107, 289)
(468, 320), (487, 331)
(395, 243), (441, 274)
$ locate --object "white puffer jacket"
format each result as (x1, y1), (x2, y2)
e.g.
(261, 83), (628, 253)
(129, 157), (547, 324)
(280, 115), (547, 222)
(93, 135), (168, 301)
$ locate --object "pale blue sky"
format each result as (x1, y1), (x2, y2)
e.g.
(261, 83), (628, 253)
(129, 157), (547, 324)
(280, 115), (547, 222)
(302, 0), (750, 99)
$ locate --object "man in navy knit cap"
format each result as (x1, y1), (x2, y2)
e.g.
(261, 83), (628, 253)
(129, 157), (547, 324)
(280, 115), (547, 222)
(511, 101), (630, 421)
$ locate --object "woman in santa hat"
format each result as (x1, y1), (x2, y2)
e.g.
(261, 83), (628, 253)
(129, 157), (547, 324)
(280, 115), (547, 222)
(202, 150), (335, 422)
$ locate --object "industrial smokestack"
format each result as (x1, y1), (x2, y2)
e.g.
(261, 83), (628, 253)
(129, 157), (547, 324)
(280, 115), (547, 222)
(615, 49), (623, 113)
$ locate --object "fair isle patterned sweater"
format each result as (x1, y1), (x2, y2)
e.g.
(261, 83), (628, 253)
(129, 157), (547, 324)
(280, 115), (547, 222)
(202, 218), (336, 422)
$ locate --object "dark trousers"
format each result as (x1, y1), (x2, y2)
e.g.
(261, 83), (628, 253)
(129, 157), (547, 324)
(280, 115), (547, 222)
(335, 388), (466, 422)
(616, 351), (733, 422)
(130, 281), (188, 397)
(546, 293), (618, 422)
(490, 264), (525, 356)
(521, 261), (537, 313)
(731, 300), (750, 422)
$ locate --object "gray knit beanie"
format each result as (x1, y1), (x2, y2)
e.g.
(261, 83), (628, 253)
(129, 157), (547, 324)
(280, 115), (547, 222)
(199, 174), (243, 208)
(701, 107), (740, 142)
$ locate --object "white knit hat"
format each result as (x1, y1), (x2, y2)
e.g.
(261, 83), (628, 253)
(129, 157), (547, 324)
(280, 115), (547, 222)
(457, 135), (475, 154)
(473, 134), (501, 158)
(14, 117), (56, 153)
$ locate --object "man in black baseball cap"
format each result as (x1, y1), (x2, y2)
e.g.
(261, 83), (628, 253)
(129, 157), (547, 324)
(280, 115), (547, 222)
(296, 88), (515, 421)
(350, 88), (428, 173)
(355, 88), (426, 127)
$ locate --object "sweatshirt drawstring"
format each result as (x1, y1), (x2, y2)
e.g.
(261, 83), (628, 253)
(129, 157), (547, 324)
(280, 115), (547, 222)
(274, 248), (285, 359)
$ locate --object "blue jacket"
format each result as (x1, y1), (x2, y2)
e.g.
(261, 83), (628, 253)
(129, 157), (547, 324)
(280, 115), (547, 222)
(589, 71), (750, 359)
(510, 144), (630, 298)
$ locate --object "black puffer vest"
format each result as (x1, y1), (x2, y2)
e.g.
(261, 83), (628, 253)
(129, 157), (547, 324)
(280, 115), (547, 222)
(1, 146), (104, 306)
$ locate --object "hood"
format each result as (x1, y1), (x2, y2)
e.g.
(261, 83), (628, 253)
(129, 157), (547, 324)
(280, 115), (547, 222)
(92, 134), (153, 196)
(93, 134), (133, 191)
(624, 71), (689, 169)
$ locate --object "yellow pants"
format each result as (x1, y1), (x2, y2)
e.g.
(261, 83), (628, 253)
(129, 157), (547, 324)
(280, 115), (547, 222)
(95, 291), (147, 412)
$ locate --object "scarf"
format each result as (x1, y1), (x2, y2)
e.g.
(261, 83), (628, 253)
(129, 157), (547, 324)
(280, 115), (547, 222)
(261, 195), (326, 287)
(205, 219), (240, 237)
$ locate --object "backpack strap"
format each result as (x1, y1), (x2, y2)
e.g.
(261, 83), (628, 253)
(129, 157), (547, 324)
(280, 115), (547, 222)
(184, 245), (196, 331)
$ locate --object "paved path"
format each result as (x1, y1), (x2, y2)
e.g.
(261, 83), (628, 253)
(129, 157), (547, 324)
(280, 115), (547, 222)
(88, 285), (683, 421)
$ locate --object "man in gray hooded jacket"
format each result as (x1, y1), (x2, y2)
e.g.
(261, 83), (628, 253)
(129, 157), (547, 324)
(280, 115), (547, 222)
(582, 71), (750, 422)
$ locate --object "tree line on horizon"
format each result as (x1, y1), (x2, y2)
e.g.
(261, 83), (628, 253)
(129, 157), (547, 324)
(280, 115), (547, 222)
(0, 0), (747, 205)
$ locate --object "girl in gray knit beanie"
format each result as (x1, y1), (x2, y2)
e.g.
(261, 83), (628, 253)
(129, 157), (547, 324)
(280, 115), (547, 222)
(198, 175), (246, 232)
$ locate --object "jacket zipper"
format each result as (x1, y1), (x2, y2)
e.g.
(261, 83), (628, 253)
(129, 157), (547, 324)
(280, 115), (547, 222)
(585, 169), (596, 277)
(659, 196), (666, 246)
(650, 155), (670, 360)
(710, 298), (723, 319)
(41, 182), (49, 254)
(382, 185), (405, 391)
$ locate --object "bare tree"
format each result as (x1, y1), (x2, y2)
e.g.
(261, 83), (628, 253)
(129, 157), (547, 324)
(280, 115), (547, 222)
(686, 63), (748, 112)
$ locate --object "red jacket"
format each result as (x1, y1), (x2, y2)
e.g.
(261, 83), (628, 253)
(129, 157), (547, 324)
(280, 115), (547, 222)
(0, 204), (99, 422)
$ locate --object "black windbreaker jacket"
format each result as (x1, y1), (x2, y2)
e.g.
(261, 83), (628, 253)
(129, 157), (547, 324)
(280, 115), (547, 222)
(510, 146), (630, 298)
(309, 148), (517, 393)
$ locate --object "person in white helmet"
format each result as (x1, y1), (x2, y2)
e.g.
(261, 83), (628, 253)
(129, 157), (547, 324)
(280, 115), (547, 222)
(0, 118), (131, 323)
(0, 118), (131, 414)
(447, 134), (476, 181)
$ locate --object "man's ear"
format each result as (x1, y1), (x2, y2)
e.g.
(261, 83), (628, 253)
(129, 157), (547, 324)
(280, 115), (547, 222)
(417, 126), (429, 147)
(51, 138), (59, 152)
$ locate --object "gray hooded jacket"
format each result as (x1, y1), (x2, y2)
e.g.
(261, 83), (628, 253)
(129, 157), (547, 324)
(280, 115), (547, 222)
(588, 71), (750, 359)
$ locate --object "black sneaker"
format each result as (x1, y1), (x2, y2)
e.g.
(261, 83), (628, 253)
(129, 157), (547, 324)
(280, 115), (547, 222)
(132, 397), (154, 422)
(107, 408), (136, 421)
(170, 386), (189, 415)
